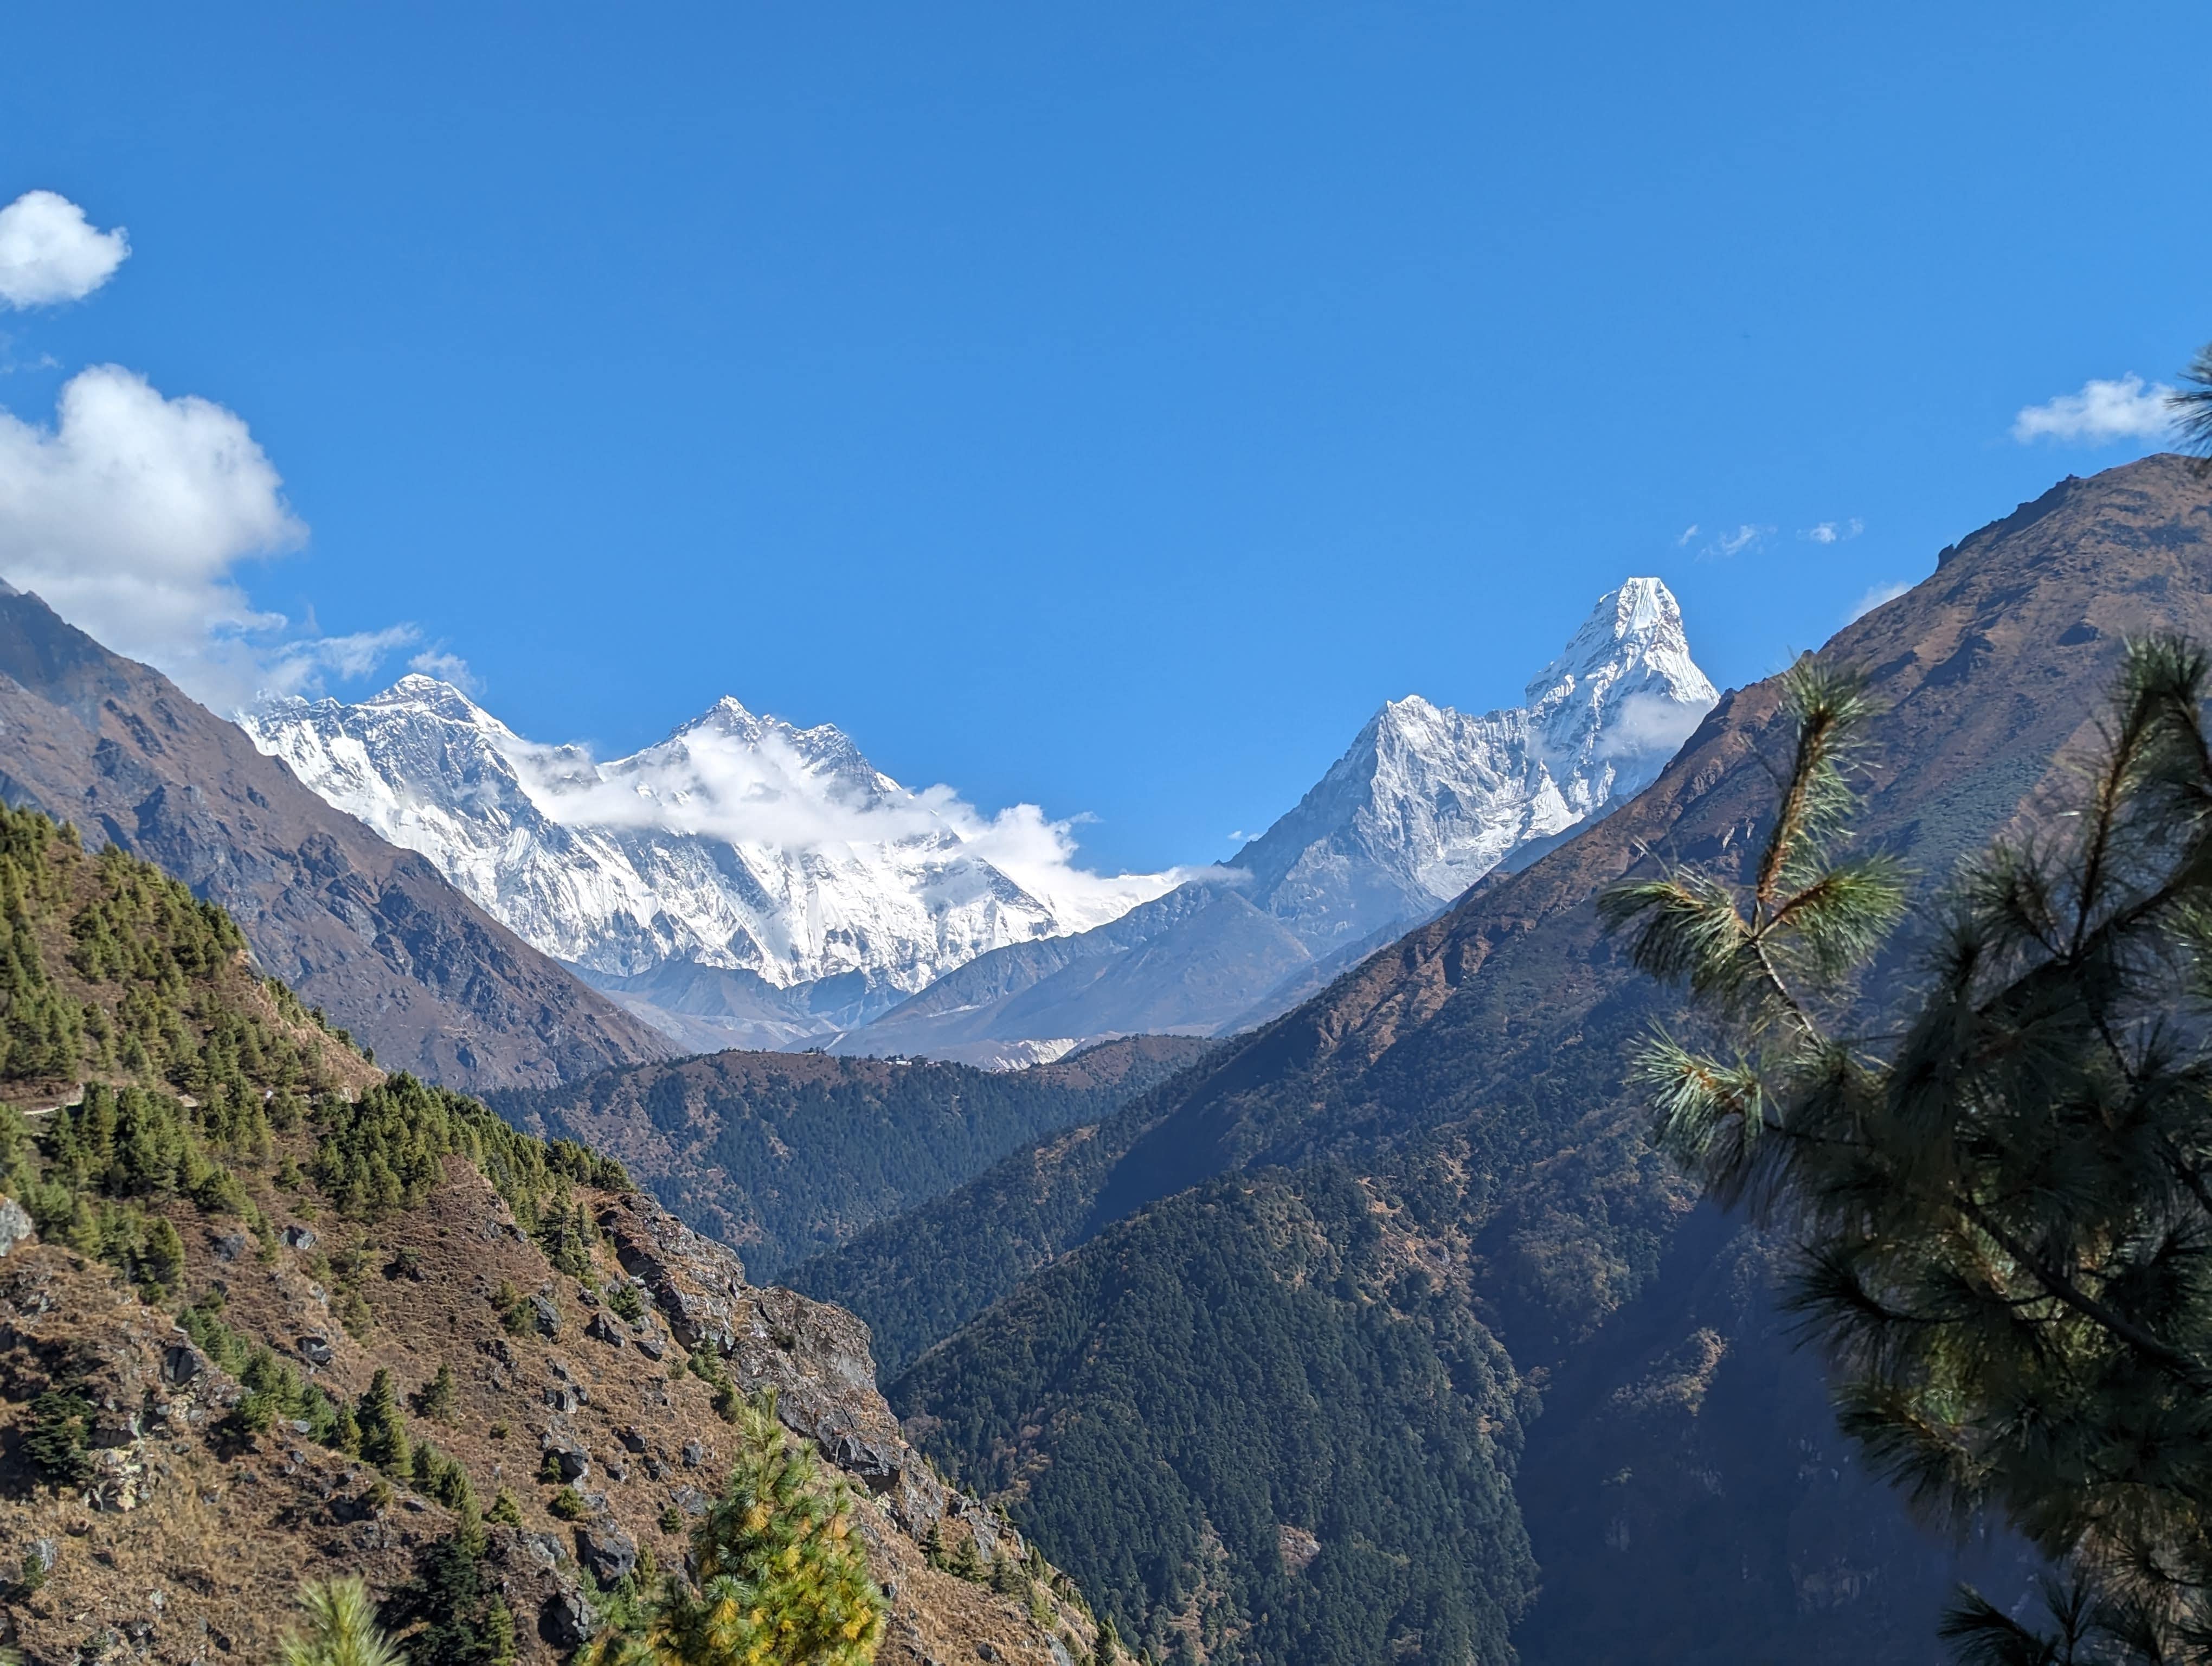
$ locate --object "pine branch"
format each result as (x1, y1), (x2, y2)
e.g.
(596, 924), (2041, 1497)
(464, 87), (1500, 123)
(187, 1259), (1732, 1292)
(1951, 1190), (2211, 1391)
(2169, 342), (2212, 471)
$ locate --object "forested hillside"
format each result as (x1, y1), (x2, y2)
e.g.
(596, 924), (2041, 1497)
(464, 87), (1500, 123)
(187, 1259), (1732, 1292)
(827, 457), (2212, 1664)
(487, 1035), (1210, 1279)
(786, 1098), (1155, 1376)
(899, 1155), (1535, 1666)
(0, 802), (1099, 1666)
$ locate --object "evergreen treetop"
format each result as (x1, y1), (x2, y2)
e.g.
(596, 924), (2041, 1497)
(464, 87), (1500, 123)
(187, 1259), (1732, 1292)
(279, 1576), (406, 1666)
(586, 1391), (885, 1666)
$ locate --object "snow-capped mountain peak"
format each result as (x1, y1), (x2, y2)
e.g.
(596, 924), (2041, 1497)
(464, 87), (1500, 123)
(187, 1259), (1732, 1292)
(240, 681), (1179, 1044)
(243, 579), (1709, 1054)
(1233, 577), (1716, 949)
(1527, 575), (1705, 709)
(1523, 576), (1719, 810)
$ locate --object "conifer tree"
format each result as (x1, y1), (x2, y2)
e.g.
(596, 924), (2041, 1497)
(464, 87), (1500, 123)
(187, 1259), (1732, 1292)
(381, 1501), (515, 1666)
(416, 1362), (458, 1422)
(584, 1391), (884, 1666)
(279, 1576), (405, 1666)
(1603, 642), (2212, 1662)
(357, 1368), (410, 1475)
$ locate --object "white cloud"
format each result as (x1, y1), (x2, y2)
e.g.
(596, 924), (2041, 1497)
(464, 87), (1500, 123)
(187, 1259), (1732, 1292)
(1674, 524), (1699, 547)
(409, 648), (480, 693)
(1698, 523), (1771, 561)
(267, 625), (422, 693)
(0, 364), (414, 708)
(1604, 690), (1715, 759)
(943, 796), (1195, 928)
(1847, 580), (1911, 623)
(1803, 518), (1863, 544)
(0, 191), (130, 308)
(2011, 374), (2175, 445)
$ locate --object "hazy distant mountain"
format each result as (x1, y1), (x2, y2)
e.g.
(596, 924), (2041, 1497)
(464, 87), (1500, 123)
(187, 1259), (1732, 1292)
(0, 585), (671, 1088)
(242, 677), (1177, 1049)
(841, 577), (1716, 1062)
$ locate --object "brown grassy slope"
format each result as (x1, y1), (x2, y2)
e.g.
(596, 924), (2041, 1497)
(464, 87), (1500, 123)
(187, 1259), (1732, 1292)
(0, 809), (1096, 1666)
(0, 1158), (1096, 1666)
(1091, 453), (2212, 1282)
(0, 583), (671, 1091)
(803, 459), (2212, 1382)
(1086, 455), (2212, 1663)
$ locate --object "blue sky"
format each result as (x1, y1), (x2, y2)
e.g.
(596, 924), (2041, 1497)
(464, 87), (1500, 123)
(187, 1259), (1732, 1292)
(1, 2), (2205, 873)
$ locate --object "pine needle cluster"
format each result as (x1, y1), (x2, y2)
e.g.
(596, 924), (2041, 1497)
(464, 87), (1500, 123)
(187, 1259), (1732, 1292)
(2172, 342), (2212, 471)
(1603, 641), (2212, 1662)
(279, 1577), (406, 1666)
(585, 1391), (885, 1666)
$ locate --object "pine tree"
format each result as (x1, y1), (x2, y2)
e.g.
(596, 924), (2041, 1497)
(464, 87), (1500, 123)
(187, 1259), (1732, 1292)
(279, 1576), (405, 1666)
(415, 1362), (458, 1422)
(583, 1391), (884, 1666)
(380, 1504), (512, 1666)
(143, 1215), (184, 1292)
(357, 1368), (410, 1475)
(1602, 642), (2212, 1661)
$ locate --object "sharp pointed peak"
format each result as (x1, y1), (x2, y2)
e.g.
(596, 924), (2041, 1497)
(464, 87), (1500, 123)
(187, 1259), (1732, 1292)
(366, 672), (489, 713)
(658, 695), (761, 742)
(1583, 575), (1680, 632)
(1375, 693), (1444, 721)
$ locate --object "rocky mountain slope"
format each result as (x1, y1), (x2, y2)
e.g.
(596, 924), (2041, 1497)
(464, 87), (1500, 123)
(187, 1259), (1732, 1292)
(838, 578), (1714, 1064)
(242, 679), (1176, 1052)
(0, 587), (671, 1091)
(797, 457), (2212, 1663)
(484, 1035), (1213, 1281)
(0, 802), (1099, 1666)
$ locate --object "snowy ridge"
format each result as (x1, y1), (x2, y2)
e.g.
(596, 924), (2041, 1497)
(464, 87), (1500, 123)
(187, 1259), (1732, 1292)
(240, 678), (1179, 1033)
(1234, 578), (1718, 948)
(246, 578), (1712, 1061)
(838, 577), (1719, 1065)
